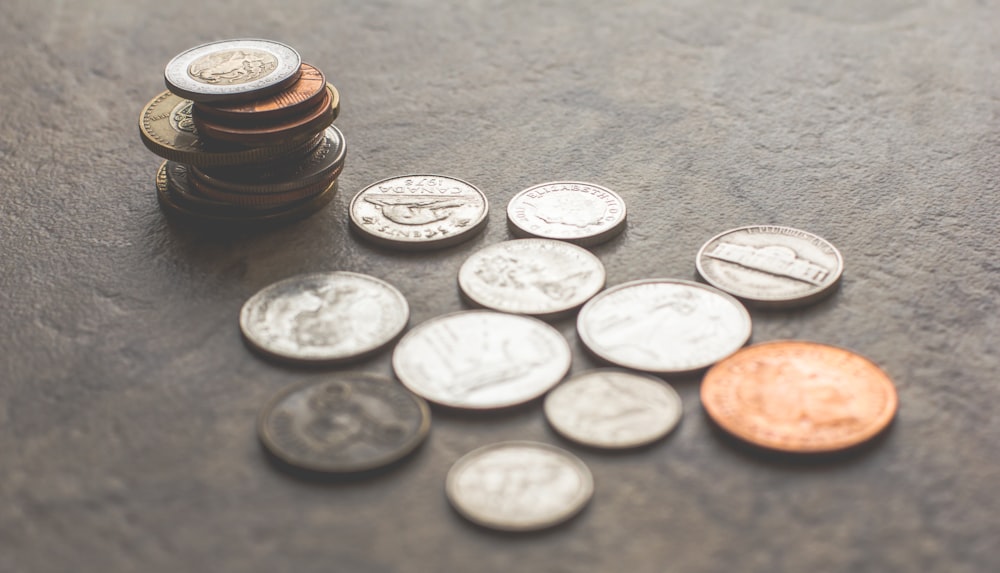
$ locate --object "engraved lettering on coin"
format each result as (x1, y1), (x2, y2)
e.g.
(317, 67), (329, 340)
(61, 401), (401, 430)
(168, 99), (196, 134)
(188, 49), (279, 85)
(507, 181), (627, 246)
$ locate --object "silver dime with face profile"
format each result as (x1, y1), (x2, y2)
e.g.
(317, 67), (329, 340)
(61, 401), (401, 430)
(696, 225), (844, 308)
(258, 373), (431, 474)
(458, 239), (606, 318)
(164, 39), (302, 103)
(349, 175), (489, 250)
(544, 369), (682, 449)
(577, 279), (751, 374)
(446, 441), (594, 531)
(392, 311), (571, 409)
(506, 181), (627, 246)
(240, 272), (409, 365)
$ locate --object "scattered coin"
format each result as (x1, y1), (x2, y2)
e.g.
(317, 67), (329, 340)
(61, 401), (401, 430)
(446, 441), (594, 531)
(696, 225), (844, 308)
(506, 181), (627, 246)
(164, 39), (302, 103)
(544, 369), (682, 449)
(577, 279), (751, 374)
(458, 238), (606, 318)
(349, 175), (489, 250)
(701, 340), (898, 453)
(193, 62), (328, 122)
(392, 310), (571, 409)
(258, 372), (431, 473)
(240, 272), (409, 365)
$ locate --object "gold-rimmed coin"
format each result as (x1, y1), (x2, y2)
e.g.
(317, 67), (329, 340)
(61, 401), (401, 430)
(193, 63), (327, 122)
(192, 84), (339, 146)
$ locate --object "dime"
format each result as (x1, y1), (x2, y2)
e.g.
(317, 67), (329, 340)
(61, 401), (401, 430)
(446, 441), (593, 531)
(240, 272), (409, 365)
(458, 239), (606, 318)
(193, 62), (327, 122)
(701, 341), (898, 453)
(392, 311), (571, 409)
(192, 84), (338, 146)
(164, 39), (302, 103)
(577, 279), (751, 374)
(506, 181), (627, 246)
(696, 225), (844, 308)
(544, 369), (682, 448)
(350, 175), (489, 250)
(258, 373), (431, 473)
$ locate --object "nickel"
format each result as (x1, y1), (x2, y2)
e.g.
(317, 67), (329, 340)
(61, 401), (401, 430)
(506, 181), (626, 246)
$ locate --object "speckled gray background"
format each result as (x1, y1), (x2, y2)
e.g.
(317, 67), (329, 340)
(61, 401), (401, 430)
(1, 1), (998, 571)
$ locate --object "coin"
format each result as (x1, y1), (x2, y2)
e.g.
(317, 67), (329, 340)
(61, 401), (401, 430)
(258, 373), (431, 473)
(696, 225), (844, 308)
(506, 181), (627, 246)
(349, 175), (489, 250)
(192, 84), (338, 146)
(240, 272), (409, 365)
(577, 279), (751, 374)
(193, 62), (327, 122)
(164, 39), (302, 103)
(189, 163), (342, 209)
(544, 369), (682, 449)
(392, 310), (571, 409)
(446, 441), (593, 531)
(457, 239), (606, 318)
(701, 341), (898, 453)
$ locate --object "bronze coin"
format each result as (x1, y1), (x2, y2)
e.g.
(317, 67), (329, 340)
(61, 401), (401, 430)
(192, 84), (338, 146)
(701, 340), (898, 453)
(190, 162), (342, 209)
(192, 63), (327, 122)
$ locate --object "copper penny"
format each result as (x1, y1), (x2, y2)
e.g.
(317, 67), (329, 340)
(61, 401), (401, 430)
(193, 63), (327, 122)
(701, 340), (898, 453)
(192, 84), (338, 146)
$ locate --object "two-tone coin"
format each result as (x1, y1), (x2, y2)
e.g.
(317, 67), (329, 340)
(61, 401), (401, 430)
(258, 373), (431, 473)
(507, 181), (627, 246)
(392, 310), (571, 409)
(350, 175), (489, 250)
(164, 39), (302, 103)
(701, 341), (898, 453)
(446, 441), (593, 531)
(577, 279), (751, 374)
(696, 225), (844, 308)
(458, 239), (606, 318)
(240, 272), (409, 365)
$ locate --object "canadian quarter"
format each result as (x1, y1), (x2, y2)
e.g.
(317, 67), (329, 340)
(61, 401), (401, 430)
(164, 39), (301, 103)
(507, 181), (626, 246)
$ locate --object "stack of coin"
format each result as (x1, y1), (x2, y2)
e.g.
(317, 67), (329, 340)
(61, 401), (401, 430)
(139, 39), (345, 225)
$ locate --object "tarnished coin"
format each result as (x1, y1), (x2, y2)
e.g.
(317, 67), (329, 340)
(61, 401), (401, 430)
(544, 369), (682, 449)
(258, 373), (431, 473)
(577, 279), (751, 374)
(349, 175), (488, 250)
(240, 272), (409, 365)
(392, 311), (571, 409)
(193, 62), (327, 122)
(701, 341), (898, 453)
(506, 181), (627, 246)
(192, 84), (338, 146)
(446, 441), (593, 531)
(164, 39), (301, 103)
(696, 225), (844, 308)
(458, 239), (606, 318)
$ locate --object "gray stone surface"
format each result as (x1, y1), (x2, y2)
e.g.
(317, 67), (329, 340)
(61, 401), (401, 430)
(1, 0), (998, 571)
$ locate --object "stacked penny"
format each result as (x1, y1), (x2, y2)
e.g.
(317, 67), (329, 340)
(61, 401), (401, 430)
(139, 39), (345, 225)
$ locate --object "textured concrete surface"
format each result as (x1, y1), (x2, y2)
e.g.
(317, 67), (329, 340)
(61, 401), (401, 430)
(1, 1), (998, 571)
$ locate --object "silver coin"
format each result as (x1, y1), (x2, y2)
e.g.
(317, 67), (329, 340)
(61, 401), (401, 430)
(577, 279), (751, 374)
(458, 239), (606, 318)
(696, 225), (844, 308)
(258, 373), (431, 473)
(544, 369), (682, 448)
(446, 441), (594, 531)
(392, 311), (571, 409)
(240, 272), (409, 365)
(349, 175), (489, 250)
(506, 181), (627, 246)
(164, 39), (301, 103)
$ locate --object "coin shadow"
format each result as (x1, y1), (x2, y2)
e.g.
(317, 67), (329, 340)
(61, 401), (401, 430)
(257, 438), (429, 485)
(444, 497), (593, 540)
(425, 398), (543, 423)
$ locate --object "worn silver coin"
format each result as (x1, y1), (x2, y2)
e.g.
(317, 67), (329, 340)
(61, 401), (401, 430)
(240, 272), (409, 365)
(544, 369), (682, 448)
(164, 39), (302, 103)
(446, 441), (594, 531)
(506, 181), (627, 246)
(577, 279), (751, 374)
(349, 175), (489, 250)
(696, 225), (844, 308)
(258, 373), (431, 473)
(392, 311), (571, 409)
(458, 239), (606, 318)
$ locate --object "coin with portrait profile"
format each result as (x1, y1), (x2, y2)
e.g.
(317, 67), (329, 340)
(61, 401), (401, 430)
(164, 39), (302, 103)
(506, 181), (626, 246)
(258, 373), (431, 473)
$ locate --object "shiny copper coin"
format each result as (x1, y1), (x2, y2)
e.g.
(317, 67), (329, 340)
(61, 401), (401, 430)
(192, 84), (338, 146)
(701, 341), (898, 453)
(193, 63), (327, 122)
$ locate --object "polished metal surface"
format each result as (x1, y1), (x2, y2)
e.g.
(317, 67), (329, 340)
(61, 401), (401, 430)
(164, 39), (302, 102)
(506, 181), (627, 246)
